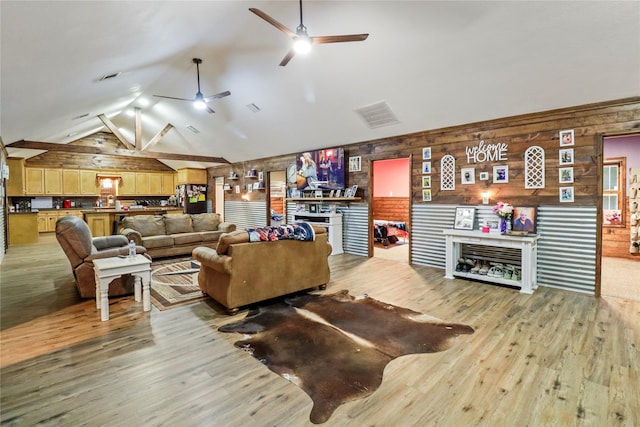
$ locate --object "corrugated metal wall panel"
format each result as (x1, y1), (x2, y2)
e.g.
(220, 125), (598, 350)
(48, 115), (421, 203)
(536, 206), (597, 295)
(338, 204), (368, 256)
(224, 201), (267, 230)
(411, 204), (458, 268)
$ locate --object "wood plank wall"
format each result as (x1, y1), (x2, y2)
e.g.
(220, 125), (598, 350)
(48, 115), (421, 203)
(24, 132), (174, 171)
(372, 197), (410, 224)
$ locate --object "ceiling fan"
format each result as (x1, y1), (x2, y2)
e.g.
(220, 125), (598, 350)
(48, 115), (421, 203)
(153, 58), (230, 114)
(249, 0), (369, 66)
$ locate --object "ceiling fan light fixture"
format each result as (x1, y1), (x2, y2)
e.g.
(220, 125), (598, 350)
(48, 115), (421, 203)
(193, 92), (207, 110)
(293, 34), (312, 54)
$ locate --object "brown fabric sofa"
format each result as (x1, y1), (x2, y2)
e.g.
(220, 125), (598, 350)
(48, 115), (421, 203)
(119, 213), (236, 258)
(56, 215), (150, 298)
(192, 225), (332, 313)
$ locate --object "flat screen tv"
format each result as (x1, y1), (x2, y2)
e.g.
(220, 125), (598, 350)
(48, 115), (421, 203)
(289, 147), (345, 191)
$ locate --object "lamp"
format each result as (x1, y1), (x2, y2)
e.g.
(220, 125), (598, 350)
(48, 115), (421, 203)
(293, 34), (312, 54)
(482, 191), (490, 205)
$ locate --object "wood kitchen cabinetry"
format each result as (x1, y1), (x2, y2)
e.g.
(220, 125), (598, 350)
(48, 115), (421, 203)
(44, 169), (63, 195)
(6, 158), (25, 196)
(37, 209), (83, 233)
(177, 168), (207, 185)
(25, 168), (45, 195)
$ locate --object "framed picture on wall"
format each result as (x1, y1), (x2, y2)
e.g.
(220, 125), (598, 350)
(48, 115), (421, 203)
(422, 176), (431, 188)
(559, 167), (574, 183)
(560, 186), (574, 203)
(559, 129), (575, 146)
(258, 171), (264, 181)
(422, 189), (432, 201)
(349, 156), (361, 172)
(422, 147), (432, 160)
(461, 167), (475, 184)
(422, 161), (432, 174)
(454, 207), (475, 230)
(559, 148), (574, 165)
(493, 165), (509, 183)
(479, 172), (489, 181)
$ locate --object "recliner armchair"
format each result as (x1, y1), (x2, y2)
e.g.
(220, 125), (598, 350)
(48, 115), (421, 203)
(55, 215), (151, 298)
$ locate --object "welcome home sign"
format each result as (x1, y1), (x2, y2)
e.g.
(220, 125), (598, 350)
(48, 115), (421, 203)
(465, 140), (508, 164)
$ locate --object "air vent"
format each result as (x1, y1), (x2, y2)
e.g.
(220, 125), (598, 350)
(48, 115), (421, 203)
(186, 125), (200, 134)
(72, 113), (89, 120)
(246, 103), (261, 113)
(99, 72), (122, 81)
(355, 101), (399, 129)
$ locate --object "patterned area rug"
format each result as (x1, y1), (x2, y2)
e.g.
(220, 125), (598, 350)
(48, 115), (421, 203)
(150, 258), (206, 310)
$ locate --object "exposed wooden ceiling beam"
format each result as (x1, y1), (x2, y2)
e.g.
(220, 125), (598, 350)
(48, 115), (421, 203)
(134, 108), (142, 151)
(97, 114), (133, 150)
(7, 140), (230, 164)
(142, 123), (174, 152)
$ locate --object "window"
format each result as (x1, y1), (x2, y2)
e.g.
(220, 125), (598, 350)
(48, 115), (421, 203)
(603, 158), (626, 226)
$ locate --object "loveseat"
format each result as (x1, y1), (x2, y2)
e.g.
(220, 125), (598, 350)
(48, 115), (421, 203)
(120, 213), (236, 258)
(56, 215), (150, 298)
(192, 225), (332, 313)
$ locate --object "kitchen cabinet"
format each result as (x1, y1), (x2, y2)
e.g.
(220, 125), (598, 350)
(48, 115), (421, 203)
(149, 173), (163, 195)
(177, 168), (207, 185)
(63, 169), (80, 195)
(80, 170), (98, 195)
(85, 212), (113, 237)
(118, 172), (136, 196)
(37, 209), (83, 233)
(44, 169), (63, 195)
(25, 168), (45, 195)
(6, 158), (25, 196)
(162, 172), (176, 195)
(9, 213), (39, 244)
(135, 173), (150, 195)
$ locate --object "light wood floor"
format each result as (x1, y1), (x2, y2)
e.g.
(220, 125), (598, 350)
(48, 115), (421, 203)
(1, 235), (639, 426)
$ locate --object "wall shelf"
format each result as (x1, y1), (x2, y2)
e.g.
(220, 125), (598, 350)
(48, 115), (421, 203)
(286, 197), (361, 202)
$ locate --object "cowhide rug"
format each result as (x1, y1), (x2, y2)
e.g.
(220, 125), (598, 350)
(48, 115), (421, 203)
(219, 290), (474, 424)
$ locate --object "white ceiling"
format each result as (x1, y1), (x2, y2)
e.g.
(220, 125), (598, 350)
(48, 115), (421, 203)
(2, 1), (639, 170)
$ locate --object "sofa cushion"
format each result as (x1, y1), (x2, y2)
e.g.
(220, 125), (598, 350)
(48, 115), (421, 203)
(164, 214), (193, 234)
(200, 230), (224, 242)
(141, 235), (175, 249)
(122, 215), (166, 237)
(191, 213), (220, 232)
(172, 232), (202, 245)
(216, 230), (250, 255)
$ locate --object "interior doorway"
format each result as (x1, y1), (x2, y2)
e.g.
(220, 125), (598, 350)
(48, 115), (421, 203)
(600, 133), (640, 301)
(268, 170), (286, 226)
(370, 157), (411, 263)
(214, 177), (224, 220)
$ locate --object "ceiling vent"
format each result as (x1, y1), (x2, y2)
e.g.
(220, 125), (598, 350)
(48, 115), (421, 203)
(355, 101), (399, 129)
(99, 72), (122, 81)
(246, 103), (261, 113)
(72, 113), (89, 120)
(186, 125), (200, 134)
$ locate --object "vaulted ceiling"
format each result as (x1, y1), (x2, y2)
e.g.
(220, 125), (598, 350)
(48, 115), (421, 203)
(2, 1), (639, 170)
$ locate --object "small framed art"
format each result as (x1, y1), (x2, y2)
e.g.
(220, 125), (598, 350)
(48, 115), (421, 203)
(559, 167), (574, 184)
(422, 189), (432, 201)
(258, 171), (264, 181)
(235, 185), (240, 194)
(454, 207), (475, 230)
(349, 156), (361, 172)
(493, 165), (509, 183)
(422, 161), (432, 174)
(559, 148), (574, 165)
(479, 172), (489, 181)
(560, 186), (574, 203)
(461, 167), (475, 184)
(422, 147), (432, 160)
(512, 206), (537, 234)
(422, 176), (431, 188)
(335, 189), (341, 198)
(560, 129), (574, 146)
(315, 189), (323, 198)
(309, 203), (318, 213)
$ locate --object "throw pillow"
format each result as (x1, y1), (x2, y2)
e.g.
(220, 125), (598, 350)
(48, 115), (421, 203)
(122, 215), (166, 237)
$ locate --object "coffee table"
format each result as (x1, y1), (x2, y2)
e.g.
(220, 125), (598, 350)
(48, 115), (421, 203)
(93, 255), (152, 321)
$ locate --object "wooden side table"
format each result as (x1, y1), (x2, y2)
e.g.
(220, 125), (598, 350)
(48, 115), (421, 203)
(93, 255), (152, 321)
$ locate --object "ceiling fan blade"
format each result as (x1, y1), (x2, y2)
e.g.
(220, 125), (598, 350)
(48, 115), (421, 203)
(312, 34), (369, 44)
(279, 50), (296, 67)
(205, 90), (231, 101)
(205, 105), (216, 114)
(249, 8), (296, 38)
(153, 95), (194, 102)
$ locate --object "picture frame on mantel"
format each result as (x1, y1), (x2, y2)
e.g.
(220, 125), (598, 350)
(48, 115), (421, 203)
(453, 207), (475, 230)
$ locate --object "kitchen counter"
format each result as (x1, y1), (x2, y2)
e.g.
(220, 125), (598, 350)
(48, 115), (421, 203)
(81, 207), (182, 214)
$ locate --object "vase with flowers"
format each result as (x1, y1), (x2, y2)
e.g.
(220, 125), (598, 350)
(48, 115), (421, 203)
(493, 201), (514, 234)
